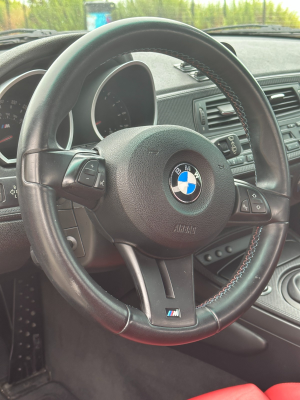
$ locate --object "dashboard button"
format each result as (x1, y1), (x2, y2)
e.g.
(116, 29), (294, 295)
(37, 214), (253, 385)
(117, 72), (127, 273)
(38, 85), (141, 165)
(246, 154), (254, 162)
(286, 142), (299, 151)
(236, 156), (245, 164)
(228, 158), (237, 166)
(287, 124), (296, 128)
(204, 254), (212, 262)
(241, 199), (250, 213)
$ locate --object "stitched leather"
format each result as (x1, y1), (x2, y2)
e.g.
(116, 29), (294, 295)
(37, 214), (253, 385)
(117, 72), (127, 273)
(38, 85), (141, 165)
(198, 227), (262, 308)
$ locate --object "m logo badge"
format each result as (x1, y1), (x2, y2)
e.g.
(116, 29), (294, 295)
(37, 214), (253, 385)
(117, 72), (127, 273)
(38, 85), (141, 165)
(166, 308), (181, 318)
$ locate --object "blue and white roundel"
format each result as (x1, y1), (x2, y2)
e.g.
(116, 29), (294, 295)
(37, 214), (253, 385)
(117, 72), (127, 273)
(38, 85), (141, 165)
(177, 171), (197, 195)
(169, 163), (202, 203)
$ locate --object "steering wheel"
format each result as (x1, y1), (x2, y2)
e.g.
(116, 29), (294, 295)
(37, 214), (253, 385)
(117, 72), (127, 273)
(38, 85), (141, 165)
(17, 18), (290, 346)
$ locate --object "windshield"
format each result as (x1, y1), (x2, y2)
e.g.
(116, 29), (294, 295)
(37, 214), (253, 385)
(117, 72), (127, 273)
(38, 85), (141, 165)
(1, 0), (300, 33)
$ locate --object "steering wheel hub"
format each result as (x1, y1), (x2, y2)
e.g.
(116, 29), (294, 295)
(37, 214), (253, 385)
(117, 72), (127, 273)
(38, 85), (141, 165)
(96, 125), (235, 258)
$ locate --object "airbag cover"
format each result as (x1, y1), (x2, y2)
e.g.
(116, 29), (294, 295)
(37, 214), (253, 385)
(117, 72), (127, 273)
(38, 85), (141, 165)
(96, 125), (235, 258)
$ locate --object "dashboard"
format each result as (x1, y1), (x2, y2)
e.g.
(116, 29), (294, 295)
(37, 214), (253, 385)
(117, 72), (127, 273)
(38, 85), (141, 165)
(157, 78), (300, 179)
(1, 33), (300, 275)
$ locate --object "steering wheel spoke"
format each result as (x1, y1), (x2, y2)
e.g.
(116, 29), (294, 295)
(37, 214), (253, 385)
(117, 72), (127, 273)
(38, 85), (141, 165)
(116, 243), (196, 328)
(23, 148), (106, 209)
(228, 179), (289, 226)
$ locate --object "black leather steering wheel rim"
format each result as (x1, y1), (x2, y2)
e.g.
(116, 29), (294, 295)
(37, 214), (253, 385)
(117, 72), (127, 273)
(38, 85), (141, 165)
(17, 18), (290, 346)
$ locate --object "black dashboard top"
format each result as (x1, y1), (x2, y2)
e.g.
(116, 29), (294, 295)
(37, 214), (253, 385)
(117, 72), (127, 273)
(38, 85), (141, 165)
(0, 34), (300, 97)
(134, 35), (300, 95)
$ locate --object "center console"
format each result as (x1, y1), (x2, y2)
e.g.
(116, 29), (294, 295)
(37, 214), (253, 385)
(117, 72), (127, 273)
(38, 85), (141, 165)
(180, 226), (300, 390)
(195, 227), (300, 327)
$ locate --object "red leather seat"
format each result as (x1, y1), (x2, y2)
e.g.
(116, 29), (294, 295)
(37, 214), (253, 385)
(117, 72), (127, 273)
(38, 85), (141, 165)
(265, 383), (300, 399)
(188, 383), (300, 400)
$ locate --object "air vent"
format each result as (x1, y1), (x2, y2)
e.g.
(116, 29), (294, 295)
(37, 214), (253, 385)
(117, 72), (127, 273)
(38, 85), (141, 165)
(205, 86), (300, 130)
(206, 97), (241, 130)
(264, 87), (300, 116)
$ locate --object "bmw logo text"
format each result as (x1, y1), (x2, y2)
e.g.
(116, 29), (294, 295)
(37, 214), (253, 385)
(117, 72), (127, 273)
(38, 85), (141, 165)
(169, 163), (202, 203)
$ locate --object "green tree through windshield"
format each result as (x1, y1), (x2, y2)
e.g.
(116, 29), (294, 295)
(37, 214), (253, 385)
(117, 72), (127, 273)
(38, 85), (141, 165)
(1, 0), (300, 32)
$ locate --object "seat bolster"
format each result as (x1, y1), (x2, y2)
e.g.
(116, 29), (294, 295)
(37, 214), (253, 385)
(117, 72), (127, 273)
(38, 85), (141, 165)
(265, 383), (300, 400)
(188, 383), (269, 400)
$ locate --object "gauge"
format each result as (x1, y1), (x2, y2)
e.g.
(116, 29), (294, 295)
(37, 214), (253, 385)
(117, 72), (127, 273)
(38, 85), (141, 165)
(0, 99), (26, 160)
(0, 70), (73, 165)
(94, 90), (131, 138)
(0, 97), (72, 163)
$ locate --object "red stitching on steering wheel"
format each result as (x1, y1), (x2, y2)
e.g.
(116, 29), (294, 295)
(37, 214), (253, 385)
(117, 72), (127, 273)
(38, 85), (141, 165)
(197, 226), (262, 308)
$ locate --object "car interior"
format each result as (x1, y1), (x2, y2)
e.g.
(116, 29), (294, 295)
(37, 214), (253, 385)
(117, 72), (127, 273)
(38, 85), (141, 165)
(1, 9), (300, 400)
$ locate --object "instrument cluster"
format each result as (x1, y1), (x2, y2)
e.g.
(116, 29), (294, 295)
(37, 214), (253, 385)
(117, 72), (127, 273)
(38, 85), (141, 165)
(0, 61), (156, 167)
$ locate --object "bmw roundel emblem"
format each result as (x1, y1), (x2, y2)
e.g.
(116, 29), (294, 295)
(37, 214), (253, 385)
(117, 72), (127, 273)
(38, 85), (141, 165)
(169, 163), (202, 203)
